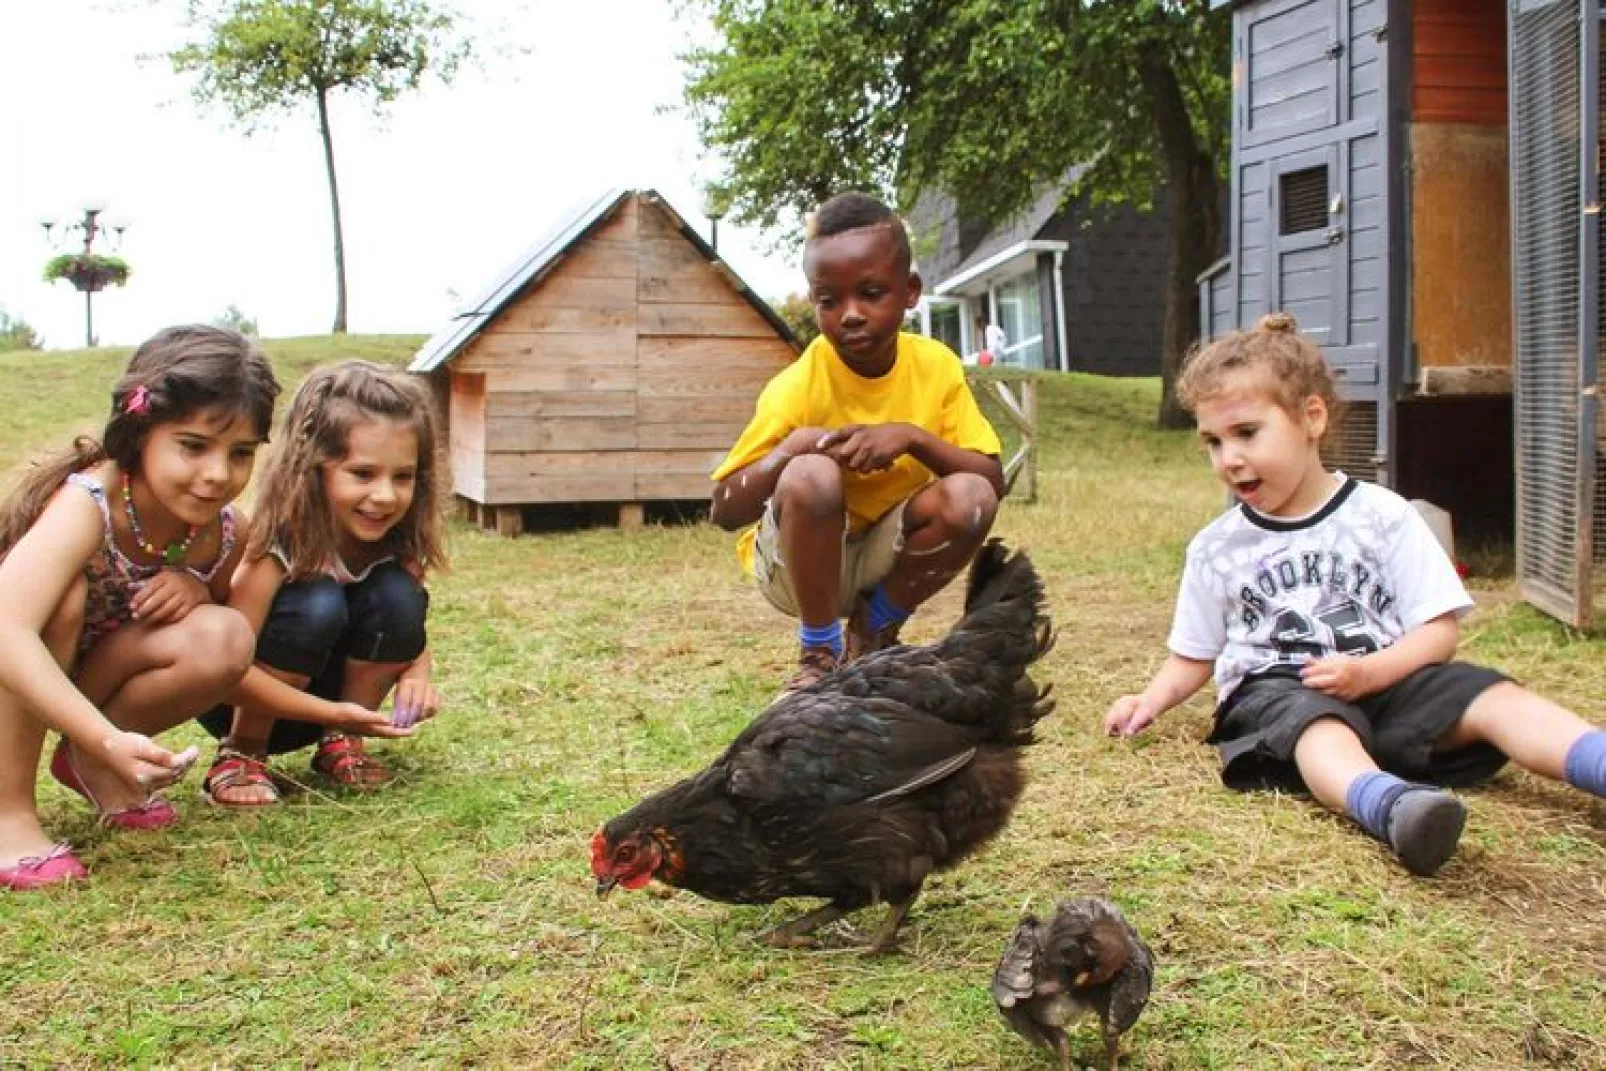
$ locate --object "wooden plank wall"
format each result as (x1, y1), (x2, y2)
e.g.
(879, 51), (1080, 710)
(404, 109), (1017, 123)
(635, 197), (795, 498)
(448, 194), (796, 505)
(1413, 0), (1507, 125)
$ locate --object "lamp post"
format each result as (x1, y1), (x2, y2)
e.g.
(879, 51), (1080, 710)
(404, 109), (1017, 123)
(41, 206), (129, 348)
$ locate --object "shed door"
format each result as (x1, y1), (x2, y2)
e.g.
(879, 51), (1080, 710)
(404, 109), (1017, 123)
(1269, 146), (1348, 348)
(1242, 0), (1344, 147)
(1510, 0), (1598, 628)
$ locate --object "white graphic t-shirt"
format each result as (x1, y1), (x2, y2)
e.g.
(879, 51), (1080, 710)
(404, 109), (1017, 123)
(1167, 475), (1473, 703)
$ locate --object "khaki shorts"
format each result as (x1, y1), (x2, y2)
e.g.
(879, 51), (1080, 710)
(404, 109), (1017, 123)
(752, 497), (909, 617)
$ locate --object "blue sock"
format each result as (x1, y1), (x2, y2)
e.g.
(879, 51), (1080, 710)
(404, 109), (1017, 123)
(1563, 730), (1606, 797)
(799, 620), (844, 659)
(866, 582), (912, 634)
(1344, 771), (1414, 841)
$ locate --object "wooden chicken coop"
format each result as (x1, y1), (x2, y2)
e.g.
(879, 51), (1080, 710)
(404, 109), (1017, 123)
(411, 188), (799, 534)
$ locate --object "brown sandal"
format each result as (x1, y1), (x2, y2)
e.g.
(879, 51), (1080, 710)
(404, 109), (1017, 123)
(312, 733), (391, 789)
(201, 748), (280, 808)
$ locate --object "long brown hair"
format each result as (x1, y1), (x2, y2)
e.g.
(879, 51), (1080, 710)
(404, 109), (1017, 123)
(249, 360), (448, 579)
(1176, 311), (1343, 439)
(0, 325), (280, 557)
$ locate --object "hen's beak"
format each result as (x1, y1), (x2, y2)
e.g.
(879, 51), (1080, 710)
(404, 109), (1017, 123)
(595, 875), (618, 898)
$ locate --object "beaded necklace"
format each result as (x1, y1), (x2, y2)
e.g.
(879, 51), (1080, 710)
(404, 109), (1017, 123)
(120, 472), (200, 566)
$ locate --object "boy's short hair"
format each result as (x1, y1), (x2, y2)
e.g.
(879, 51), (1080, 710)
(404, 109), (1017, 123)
(805, 192), (912, 273)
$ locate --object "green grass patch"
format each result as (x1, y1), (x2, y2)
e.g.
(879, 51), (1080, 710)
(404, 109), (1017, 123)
(0, 337), (1602, 1067)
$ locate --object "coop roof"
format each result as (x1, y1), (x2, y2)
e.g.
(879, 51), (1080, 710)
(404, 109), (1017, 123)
(410, 188), (796, 373)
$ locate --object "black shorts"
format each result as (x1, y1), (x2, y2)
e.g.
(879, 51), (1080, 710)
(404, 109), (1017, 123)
(197, 562), (428, 754)
(1207, 661), (1511, 792)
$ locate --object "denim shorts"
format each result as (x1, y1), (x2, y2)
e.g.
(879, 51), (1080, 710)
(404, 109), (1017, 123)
(198, 561), (428, 754)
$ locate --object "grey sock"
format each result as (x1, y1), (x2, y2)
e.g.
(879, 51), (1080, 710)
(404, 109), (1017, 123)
(1386, 789), (1466, 876)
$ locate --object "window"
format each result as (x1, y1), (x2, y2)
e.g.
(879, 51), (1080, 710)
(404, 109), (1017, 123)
(928, 302), (963, 353)
(1279, 166), (1329, 234)
(995, 273), (1045, 369)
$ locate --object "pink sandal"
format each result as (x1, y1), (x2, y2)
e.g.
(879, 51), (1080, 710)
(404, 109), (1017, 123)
(0, 843), (87, 890)
(50, 740), (179, 831)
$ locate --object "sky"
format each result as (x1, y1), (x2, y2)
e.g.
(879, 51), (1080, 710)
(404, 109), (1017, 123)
(0, 0), (804, 349)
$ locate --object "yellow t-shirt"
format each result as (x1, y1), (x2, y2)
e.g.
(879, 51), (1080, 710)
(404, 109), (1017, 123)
(711, 332), (1003, 573)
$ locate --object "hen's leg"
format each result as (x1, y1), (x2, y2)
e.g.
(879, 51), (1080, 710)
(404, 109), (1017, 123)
(1103, 1028), (1121, 1071)
(760, 903), (846, 948)
(866, 892), (920, 954)
(1055, 1033), (1073, 1071)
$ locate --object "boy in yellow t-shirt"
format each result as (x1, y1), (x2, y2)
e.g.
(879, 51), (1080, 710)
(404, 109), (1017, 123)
(710, 191), (1005, 693)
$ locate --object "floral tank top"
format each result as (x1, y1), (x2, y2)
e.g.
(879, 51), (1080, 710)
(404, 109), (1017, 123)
(68, 472), (239, 654)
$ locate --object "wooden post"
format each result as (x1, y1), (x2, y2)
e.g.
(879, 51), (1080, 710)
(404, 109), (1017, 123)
(1022, 377), (1038, 502)
(494, 505), (524, 538)
(618, 502), (645, 529)
(457, 496), (481, 525)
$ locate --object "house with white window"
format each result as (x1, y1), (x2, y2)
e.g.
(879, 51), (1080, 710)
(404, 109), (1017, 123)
(906, 173), (1173, 375)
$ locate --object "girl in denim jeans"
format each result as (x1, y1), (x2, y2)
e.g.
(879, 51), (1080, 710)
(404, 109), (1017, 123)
(199, 361), (448, 806)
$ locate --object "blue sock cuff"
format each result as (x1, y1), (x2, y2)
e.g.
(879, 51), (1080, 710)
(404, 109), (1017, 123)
(1345, 771), (1412, 841)
(799, 620), (844, 658)
(1563, 730), (1606, 797)
(866, 583), (912, 634)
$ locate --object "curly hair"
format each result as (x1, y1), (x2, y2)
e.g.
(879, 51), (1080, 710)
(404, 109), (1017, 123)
(248, 360), (448, 579)
(0, 324), (280, 557)
(1177, 312), (1342, 434)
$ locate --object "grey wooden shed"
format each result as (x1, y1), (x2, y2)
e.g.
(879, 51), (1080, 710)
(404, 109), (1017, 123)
(1202, 0), (1518, 569)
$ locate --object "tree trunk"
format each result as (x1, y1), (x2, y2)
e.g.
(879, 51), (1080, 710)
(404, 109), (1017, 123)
(315, 87), (349, 335)
(1139, 39), (1223, 430)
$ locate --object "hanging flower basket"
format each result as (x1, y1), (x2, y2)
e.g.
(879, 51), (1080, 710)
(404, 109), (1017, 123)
(43, 254), (132, 293)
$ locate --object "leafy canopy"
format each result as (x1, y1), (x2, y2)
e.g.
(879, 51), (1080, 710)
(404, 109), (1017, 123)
(683, 0), (1228, 235)
(171, 0), (472, 124)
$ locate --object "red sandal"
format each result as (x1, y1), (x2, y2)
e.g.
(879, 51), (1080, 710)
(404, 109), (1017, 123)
(201, 749), (280, 808)
(312, 733), (391, 789)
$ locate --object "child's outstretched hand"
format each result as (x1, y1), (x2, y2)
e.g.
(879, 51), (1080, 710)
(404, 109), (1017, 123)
(1301, 655), (1373, 701)
(328, 701), (416, 739)
(102, 731), (200, 793)
(131, 568), (209, 626)
(1104, 694), (1161, 738)
(390, 677), (440, 730)
(820, 423), (914, 473)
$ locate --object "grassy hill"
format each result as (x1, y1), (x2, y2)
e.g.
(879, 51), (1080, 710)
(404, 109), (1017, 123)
(0, 337), (1602, 1067)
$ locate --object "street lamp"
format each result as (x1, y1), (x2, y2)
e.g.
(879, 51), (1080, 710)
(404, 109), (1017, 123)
(41, 206), (131, 348)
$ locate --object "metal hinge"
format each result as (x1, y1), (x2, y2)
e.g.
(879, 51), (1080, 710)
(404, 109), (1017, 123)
(1373, 25), (1387, 42)
(1326, 40), (1346, 59)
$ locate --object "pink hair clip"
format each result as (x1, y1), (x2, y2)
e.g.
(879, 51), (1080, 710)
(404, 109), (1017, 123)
(126, 385), (151, 415)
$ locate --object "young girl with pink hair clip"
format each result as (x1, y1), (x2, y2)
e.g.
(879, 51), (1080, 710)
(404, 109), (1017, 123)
(0, 325), (279, 889)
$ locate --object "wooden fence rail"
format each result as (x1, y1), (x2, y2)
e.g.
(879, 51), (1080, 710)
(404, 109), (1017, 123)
(968, 369), (1038, 504)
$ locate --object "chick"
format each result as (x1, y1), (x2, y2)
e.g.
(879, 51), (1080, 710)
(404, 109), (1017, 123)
(992, 897), (1154, 1071)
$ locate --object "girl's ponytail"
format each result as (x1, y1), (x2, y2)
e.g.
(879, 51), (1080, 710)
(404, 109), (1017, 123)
(0, 436), (108, 558)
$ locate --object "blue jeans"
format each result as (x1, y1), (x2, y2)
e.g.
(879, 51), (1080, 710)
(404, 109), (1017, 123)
(198, 561), (428, 754)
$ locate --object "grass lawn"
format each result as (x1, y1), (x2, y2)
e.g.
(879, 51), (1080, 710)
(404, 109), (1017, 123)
(0, 337), (1602, 1068)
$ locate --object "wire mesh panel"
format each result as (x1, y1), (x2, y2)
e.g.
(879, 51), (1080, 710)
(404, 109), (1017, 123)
(1510, 0), (1598, 627)
(1322, 401), (1380, 481)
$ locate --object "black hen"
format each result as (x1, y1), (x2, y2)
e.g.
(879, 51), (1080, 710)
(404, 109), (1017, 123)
(992, 898), (1155, 1071)
(591, 539), (1054, 950)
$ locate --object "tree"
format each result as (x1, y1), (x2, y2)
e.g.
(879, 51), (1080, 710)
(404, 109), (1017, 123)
(213, 304), (260, 336)
(773, 293), (820, 347)
(682, 0), (1229, 428)
(0, 311), (41, 354)
(171, 0), (473, 334)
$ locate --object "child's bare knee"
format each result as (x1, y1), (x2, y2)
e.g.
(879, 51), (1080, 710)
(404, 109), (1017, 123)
(775, 454), (845, 516)
(185, 608), (256, 685)
(936, 472), (999, 534)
